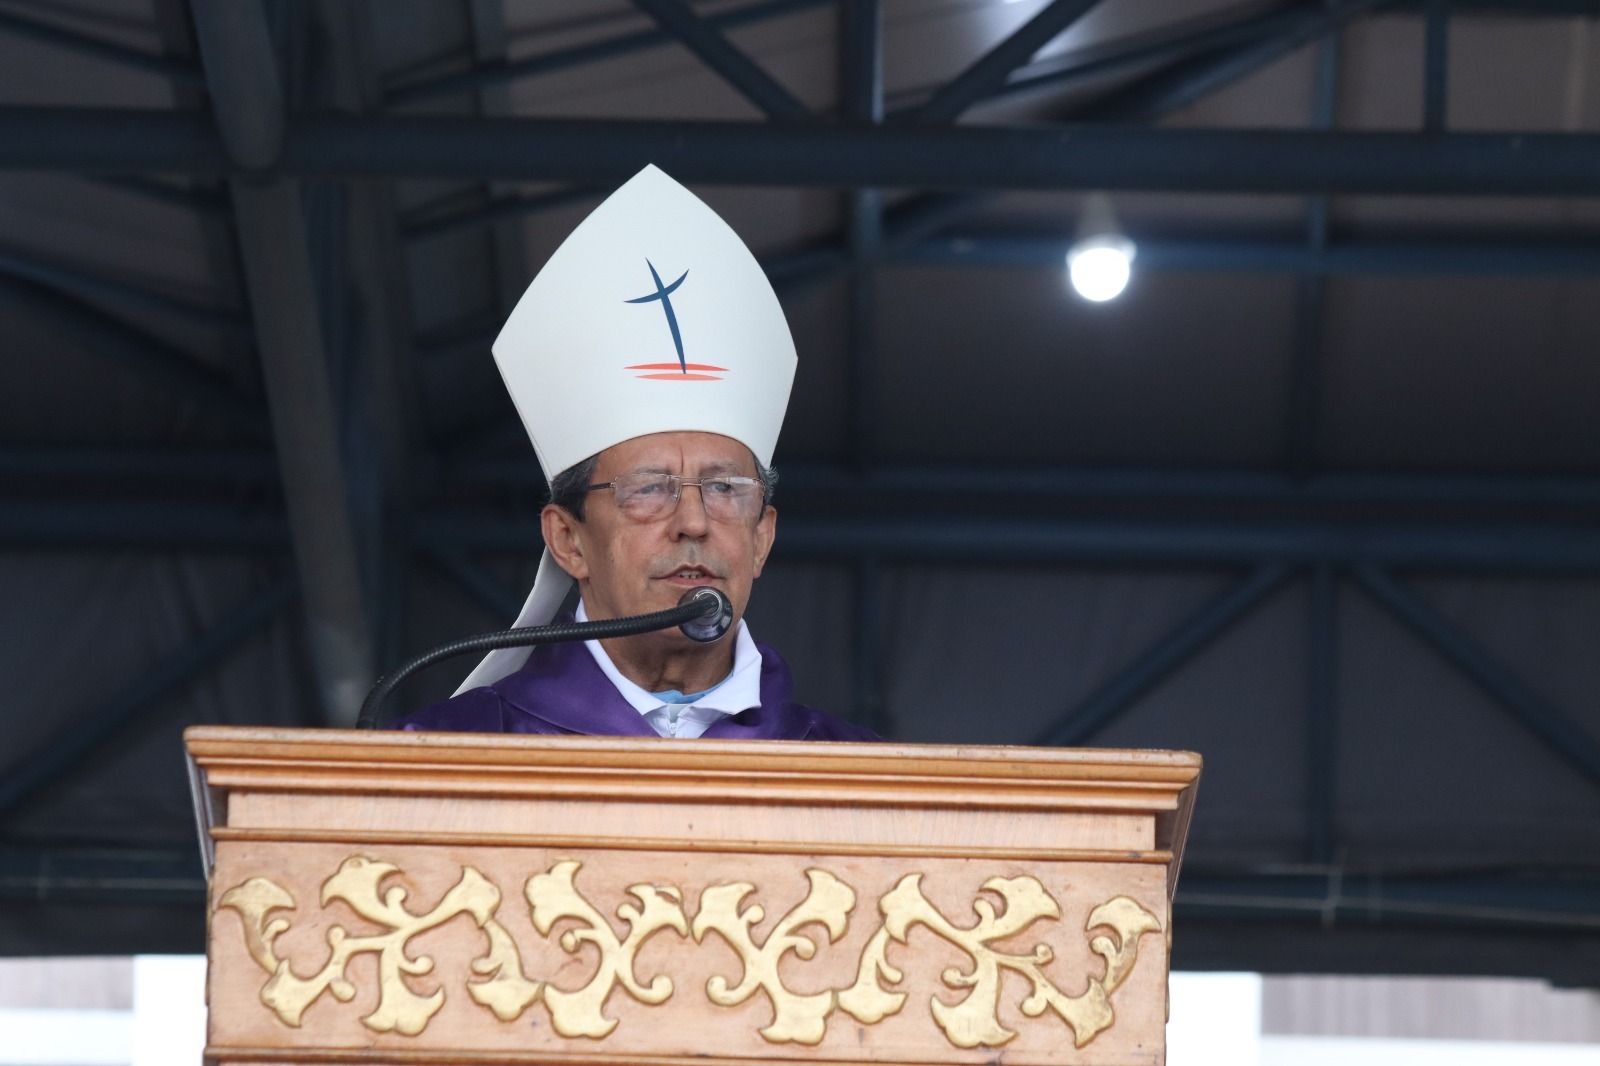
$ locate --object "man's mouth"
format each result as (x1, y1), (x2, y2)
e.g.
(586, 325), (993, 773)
(661, 564), (719, 586)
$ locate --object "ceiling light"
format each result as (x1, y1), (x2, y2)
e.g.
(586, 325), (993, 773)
(1067, 193), (1136, 302)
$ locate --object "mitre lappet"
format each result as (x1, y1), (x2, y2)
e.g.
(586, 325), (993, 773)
(455, 164), (798, 693)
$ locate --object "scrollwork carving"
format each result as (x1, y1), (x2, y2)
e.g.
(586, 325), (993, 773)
(836, 874), (1160, 1049)
(691, 868), (855, 1044)
(217, 857), (1160, 1051)
(525, 859), (688, 1038)
(218, 857), (530, 1035)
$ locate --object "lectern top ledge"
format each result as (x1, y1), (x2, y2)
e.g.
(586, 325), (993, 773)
(188, 727), (1200, 1066)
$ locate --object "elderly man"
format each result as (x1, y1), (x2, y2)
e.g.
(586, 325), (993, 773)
(396, 166), (874, 742)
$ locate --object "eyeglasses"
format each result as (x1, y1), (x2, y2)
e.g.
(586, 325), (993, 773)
(586, 472), (767, 522)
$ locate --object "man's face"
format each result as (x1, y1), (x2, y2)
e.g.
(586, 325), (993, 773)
(542, 431), (776, 632)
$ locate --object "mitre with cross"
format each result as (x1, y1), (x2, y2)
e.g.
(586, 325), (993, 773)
(456, 164), (798, 693)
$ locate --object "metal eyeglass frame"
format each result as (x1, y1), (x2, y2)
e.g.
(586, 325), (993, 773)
(584, 472), (768, 520)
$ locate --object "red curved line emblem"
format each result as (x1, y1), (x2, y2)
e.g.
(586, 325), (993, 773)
(626, 361), (727, 381)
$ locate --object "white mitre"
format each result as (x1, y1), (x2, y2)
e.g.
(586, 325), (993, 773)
(455, 164), (797, 694)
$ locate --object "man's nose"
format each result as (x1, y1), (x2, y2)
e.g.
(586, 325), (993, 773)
(670, 482), (712, 533)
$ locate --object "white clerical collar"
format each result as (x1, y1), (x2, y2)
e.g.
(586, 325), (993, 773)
(576, 599), (762, 736)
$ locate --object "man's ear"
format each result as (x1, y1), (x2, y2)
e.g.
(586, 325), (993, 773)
(541, 504), (590, 581)
(751, 504), (776, 579)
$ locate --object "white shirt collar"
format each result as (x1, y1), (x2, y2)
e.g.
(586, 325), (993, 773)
(576, 599), (762, 736)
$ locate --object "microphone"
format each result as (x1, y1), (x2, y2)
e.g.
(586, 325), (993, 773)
(355, 586), (734, 730)
(679, 584), (734, 643)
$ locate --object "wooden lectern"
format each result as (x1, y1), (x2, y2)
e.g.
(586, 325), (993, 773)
(187, 728), (1199, 1066)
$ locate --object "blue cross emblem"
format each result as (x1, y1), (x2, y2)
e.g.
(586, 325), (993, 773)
(625, 259), (690, 373)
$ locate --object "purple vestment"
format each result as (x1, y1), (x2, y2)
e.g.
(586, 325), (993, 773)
(392, 637), (878, 741)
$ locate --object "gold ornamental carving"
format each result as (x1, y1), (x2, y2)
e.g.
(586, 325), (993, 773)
(838, 874), (1159, 1048)
(218, 857), (1159, 1050)
(525, 860), (687, 1037)
(218, 856), (532, 1035)
(692, 868), (857, 1044)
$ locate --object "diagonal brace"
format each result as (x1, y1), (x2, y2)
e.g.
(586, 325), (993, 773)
(386, 0), (828, 108)
(911, 0), (1104, 124)
(1350, 564), (1600, 791)
(1036, 562), (1293, 746)
(630, 0), (811, 121)
(1084, 0), (1386, 123)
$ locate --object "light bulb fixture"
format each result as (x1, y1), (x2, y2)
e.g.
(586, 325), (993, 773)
(1066, 192), (1136, 302)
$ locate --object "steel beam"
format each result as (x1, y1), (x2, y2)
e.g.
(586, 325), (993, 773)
(190, 3), (285, 170)
(1350, 564), (1600, 790)
(384, 0), (828, 107)
(630, 0), (810, 121)
(901, 233), (1600, 275)
(232, 181), (378, 725)
(1036, 563), (1293, 746)
(1177, 870), (1600, 932)
(909, 0), (1104, 124)
(320, 0), (431, 675)
(843, 195), (881, 465)
(195, 0), (378, 725)
(841, 1), (882, 129)
(0, 500), (289, 550)
(1287, 32), (1341, 479)
(11, 110), (1600, 196)
(0, 108), (225, 171)
(1424, 0), (1450, 132)
(465, 0), (536, 316)
(0, 446), (277, 485)
(0, 575), (297, 819)
(279, 120), (1600, 195)
(5, 844), (1599, 934)
(841, 0), (883, 470)
(1444, 0), (1600, 10)
(459, 460), (1600, 512)
(8, 500), (1599, 573)
(1305, 564), (1339, 864)
(0, 845), (205, 906)
(718, 517), (1600, 573)
(12, 453), (1600, 512)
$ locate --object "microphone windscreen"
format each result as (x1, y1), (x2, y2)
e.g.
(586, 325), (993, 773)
(678, 587), (733, 643)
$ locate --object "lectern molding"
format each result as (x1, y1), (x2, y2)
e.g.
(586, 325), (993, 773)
(189, 728), (1199, 1066)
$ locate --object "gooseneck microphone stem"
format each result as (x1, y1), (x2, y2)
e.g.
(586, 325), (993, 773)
(356, 588), (732, 730)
